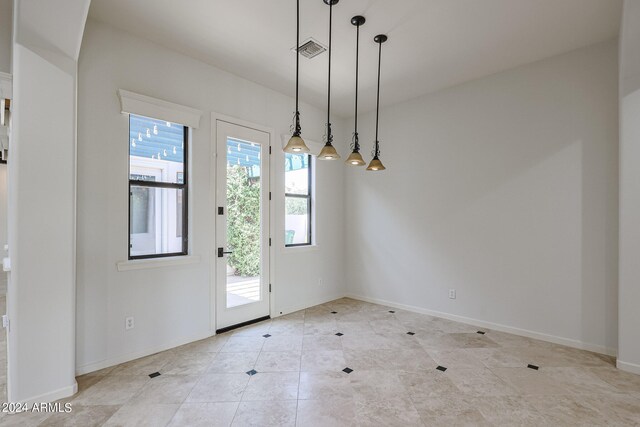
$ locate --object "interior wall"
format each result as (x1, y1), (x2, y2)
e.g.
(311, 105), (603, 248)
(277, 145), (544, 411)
(0, 0), (11, 73)
(618, 0), (640, 374)
(345, 39), (619, 355)
(0, 164), (6, 293)
(76, 19), (346, 374)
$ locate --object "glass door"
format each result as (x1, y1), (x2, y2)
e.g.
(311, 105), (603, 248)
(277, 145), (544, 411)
(215, 120), (270, 330)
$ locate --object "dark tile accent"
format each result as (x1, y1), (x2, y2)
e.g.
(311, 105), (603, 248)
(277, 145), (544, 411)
(262, 334), (271, 338)
(527, 364), (539, 370)
(477, 331), (486, 335)
(342, 367), (353, 374)
(331, 311), (338, 314)
(335, 332), (344, 337)
(246, 369), (258, 376)
(149, 372), (161, 378)
(406, 332), (415, 335)
(436, 366), (447, 372)
(388, 310), (395, 313)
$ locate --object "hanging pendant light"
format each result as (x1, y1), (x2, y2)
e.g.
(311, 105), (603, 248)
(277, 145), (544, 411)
(367, 34), (388, 171)
(346, 15), (366, 166)
(318, 0), (340, 160)
(283, 0), (311, 154)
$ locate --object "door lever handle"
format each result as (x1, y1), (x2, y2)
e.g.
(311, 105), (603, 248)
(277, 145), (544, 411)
(217, 247), (233, 258)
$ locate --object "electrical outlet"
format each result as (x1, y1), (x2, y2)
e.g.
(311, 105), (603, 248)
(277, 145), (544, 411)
(125, 316), (135, 330)
(448, 289), (456, 299)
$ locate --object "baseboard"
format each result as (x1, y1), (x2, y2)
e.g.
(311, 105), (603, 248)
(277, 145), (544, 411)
(273, 293), (347, 318)
(13, 381), (78, 405)
(346, 293), (617, 357)
(75, 330), (215, 376)
(617, 360), (640, 375)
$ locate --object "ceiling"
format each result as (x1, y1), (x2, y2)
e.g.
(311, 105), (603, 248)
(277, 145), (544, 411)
(88, 0), (622, 118)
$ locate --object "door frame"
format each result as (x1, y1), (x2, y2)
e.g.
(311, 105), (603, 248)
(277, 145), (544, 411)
(210, 113), (276, 333)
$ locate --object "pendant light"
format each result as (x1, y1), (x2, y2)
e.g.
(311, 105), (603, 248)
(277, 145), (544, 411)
(345, 15), (366, 166)
(367, 34), (388, 171)
(283, 0), (311, 154)
(318, 0), (340, 160)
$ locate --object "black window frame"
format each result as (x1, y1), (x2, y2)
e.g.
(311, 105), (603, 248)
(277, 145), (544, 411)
(128, 117), (188, 260)
(285, 153), (312, 247)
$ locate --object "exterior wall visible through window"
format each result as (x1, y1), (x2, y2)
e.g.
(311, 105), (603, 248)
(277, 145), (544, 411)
(285, 153), (312, 246)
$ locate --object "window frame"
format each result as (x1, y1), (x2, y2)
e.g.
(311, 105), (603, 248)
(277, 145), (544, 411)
(284, 153), (312, 247)
(128, 117), (189, 260)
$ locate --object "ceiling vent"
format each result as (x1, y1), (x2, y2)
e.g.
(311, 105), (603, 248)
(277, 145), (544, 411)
(292, 38), (327, 59)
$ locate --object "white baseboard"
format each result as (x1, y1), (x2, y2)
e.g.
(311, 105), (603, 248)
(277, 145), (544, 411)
(273, 293), (347, 318)
(13, 381), (78, 405)
(617, 360), (640, 375)
(346, 293), (617, 357)
(75, 330), (215, 376)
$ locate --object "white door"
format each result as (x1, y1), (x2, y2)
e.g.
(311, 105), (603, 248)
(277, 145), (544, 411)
(216, 120), (270, 330)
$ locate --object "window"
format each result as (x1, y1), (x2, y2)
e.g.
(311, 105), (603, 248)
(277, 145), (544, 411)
(129, 114), (188, 259)
(285, 153), (312, 246)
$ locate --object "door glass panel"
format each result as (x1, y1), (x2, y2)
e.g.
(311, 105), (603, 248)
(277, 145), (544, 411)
(225, 138), (262, 308)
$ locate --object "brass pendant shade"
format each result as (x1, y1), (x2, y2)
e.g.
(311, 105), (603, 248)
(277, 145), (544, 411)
(319, 0), (340, 160)
(284, 0), (311, 155)
(367, 34), (388, 172)
(346, 150), (366, 166)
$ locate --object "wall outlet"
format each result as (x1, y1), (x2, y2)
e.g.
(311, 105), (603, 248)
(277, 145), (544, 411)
(448, 289), (456, 299)
(125, 316), (135, 330)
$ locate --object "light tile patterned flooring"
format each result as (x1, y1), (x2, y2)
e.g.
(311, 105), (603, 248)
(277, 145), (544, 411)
(2, 297), (640, 426)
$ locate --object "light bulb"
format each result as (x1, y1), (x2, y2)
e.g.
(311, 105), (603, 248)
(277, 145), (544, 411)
(153, 125), (158, 135)
(146, 129), (151, 138)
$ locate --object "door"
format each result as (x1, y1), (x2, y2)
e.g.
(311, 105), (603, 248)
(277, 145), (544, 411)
(216, 120), (270, 330)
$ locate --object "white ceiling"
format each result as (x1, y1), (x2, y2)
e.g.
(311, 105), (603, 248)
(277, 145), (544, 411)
(88, 0), (622, 118)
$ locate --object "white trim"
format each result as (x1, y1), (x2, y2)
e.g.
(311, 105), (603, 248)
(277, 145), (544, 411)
(273, 292), (346, 317)
(118, 89), (202, 129)
(281, 244), (319, 254)
(617, 360), (640, 375)
(17, 382), (78, 406)
(0, 72), (11, 100)
(116, 255), (200, 272)
(346, 293), (617, 357)
(76, 330), (215, 376)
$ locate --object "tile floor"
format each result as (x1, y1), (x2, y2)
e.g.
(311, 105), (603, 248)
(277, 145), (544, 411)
(1, 297), (640, 426)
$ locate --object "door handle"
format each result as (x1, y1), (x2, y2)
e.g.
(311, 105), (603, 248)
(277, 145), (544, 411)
(218, 247), (233, 258)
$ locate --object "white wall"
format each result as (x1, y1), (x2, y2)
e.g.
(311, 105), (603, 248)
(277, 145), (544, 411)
(9, 0), (89, 404)
(0, 0), (11, 73)
(76, 20), (346, 373)
(618, 0), (640, 374)
(346, 40), (619, 355)
(0, 163), (6, 293)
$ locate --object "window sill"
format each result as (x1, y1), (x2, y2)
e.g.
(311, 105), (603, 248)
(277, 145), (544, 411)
(116, 255), (201, 271)
(282, 244), (319, 254)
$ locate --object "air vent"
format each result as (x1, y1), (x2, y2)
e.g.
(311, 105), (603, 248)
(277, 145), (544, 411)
(292, 38), (327, 59)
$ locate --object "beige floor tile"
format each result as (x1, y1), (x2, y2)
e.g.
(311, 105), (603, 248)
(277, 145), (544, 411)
(160, 354), (215, 376)
(173, 336), (228, 354)
(72, 375), (150, 405)
(473, 347), (526, 368)
(418, 410), (491, 427)
(261, 336), (302, 352)
(39, 405), (119, 427)
(230, 322), (272, 338)
(398, 370), (461, 399)
(349, 370), (409, 401)
(103, 403), (180, 427)
(186, 374), (249, 403)
(167, 402), (238, 427)
(427, 349), (485, 369)
(540, 366), (620, 395)
(219, 337), (265, 353)
(130, 374), (199, 404)
(300, 350), (346, 372)
(446, 368), (519, 396)
(0, 411), (56, 427)
(207, 352), (259, 374)
(529, 395), (611, 425)
(491, 367), (570, 395)
(296, 399), (355, 427)
(473, 396), (547, 426)
(232, 400), (296, 427)
(302, 320), (338, 335)
(254, 351), (301, 372)
(354, 397), (423, 426)
(298, 371), (354, 400)
(302, 335), (342, 352)
(268, 322), (304, 336)
(110, 352), (175, 377)
(589, 366), (640, 393)
(242, 372), (299, 401)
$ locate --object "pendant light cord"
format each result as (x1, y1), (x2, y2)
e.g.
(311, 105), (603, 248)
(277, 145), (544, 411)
(353, 21), (360, 151)
(326, 1), (333, 145)
(374, 38), (382, 156)
(294, 0), (301, 136)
